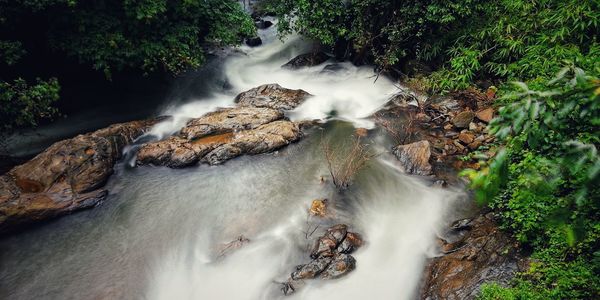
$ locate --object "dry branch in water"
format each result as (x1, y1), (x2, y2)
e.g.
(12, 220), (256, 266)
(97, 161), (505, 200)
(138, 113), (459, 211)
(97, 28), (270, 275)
(374, 111), (418, 145)
(322, 135), (376, 190)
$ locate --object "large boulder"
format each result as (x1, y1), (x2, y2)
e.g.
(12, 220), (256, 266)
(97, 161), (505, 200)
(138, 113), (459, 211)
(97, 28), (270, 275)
(137, 84), (310, 168)
(393, 140), (433, 176)
(282, 52), (330, 69)
(234, 83), (311, 111)
(0, 119), (160, 234)
(180, 106), (283, 140)
(420, 214), (525, 300)
(137, 119), (302, 167)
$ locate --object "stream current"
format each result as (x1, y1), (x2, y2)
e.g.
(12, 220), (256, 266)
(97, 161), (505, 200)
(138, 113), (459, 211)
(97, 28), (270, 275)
(0, 19), (469, 300)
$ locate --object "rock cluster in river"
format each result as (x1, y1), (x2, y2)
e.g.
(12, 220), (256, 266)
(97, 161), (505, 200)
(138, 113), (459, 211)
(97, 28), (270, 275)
(136, 84), (311, 167)
(376, 87), (497, 179)
(420, 213), (526, 300)
(282, 224), (363, 295)
(0, 119), (160, 234)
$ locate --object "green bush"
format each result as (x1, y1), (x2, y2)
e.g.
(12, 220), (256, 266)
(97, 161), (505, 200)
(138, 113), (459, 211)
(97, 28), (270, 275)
(1, 0), (255, 130)
(0, 78), (60, 129)
(268, 0), (599, 91)
(464, 67), (600, 299)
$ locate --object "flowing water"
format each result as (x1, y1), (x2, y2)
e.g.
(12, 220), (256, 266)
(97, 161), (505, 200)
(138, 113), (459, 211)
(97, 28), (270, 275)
(0, 19), (470, 299)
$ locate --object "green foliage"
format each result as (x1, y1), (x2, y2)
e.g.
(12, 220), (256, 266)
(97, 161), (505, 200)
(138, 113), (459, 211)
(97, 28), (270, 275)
(22, 0), (255, 76)
(1, 0), (254, 130)
(0, 78), (60, 129)
(463, 68), (600, 298)
(0, 40), (25, 65)
(268, 0), (599, 91)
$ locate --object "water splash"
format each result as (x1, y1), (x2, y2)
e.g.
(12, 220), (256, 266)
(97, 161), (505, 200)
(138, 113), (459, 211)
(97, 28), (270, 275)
(146, 20), (397, 139)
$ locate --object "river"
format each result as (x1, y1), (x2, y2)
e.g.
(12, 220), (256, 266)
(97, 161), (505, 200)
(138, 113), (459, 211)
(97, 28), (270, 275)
(0, 18), (471, 300)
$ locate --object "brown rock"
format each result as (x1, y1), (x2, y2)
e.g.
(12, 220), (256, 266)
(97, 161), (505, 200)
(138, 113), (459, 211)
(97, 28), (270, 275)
(452, 111), (475, 129)
(286, 224), (363, 295)
(320, 253), (356, 279)
(180, 106), (283, 140)
(355, 127), (368, 137)
(468, 141), (482, 150)
(0, 118), (160, 234)
(234, 83), (311, 111)
(475, 108), (494, 123)
(393, 140), (432, 176)
(458, 132), (475, 144)
(138, 120), (302, 167)
(421, 214), (524, 300)
(309, 199), (328, 217)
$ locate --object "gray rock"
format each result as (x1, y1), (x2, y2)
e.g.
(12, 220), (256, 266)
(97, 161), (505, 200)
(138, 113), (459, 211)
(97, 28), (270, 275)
(393, 140), (433, 176)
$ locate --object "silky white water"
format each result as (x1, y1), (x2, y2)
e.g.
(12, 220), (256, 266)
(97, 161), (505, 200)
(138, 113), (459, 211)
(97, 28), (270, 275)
(0, 18), (468, 300)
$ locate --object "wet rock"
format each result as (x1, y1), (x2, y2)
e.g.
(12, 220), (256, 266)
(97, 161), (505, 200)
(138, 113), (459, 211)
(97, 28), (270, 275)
(310, 224), (348, 259)
(282, 52), (330, 69)
(234, 84), (312, 111)
(285, 224), (363, 295)
(255, 19), (273, 29)
(320, 253), (356, 279)
(245, 36), (262, 47)
(452, 111), (475, 129)
(337, 232), (363, 254)
(393, 140), (432, 176)
(421, 214), (524, 300)
(451, 218), (473, 232)
(291, 256), (334, 280)
(0, 118), (160, 234)
(137, 84), (309, 168)
(309, 199), (328, 217)
(138, 120), (302, 167)
(202, 121), (302, 164)
(180, 106), (283, 140)
(475, 108), (494, 123)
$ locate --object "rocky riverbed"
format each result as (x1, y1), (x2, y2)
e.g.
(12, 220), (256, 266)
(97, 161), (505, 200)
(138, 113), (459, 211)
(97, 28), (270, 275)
(0, 48), (523, 300)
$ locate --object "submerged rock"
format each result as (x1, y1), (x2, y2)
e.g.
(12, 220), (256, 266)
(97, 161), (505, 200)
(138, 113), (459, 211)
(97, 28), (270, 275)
(0, 118), (160, 234)
(421, 214), (525, 300)
(393, 140), (433, 176)
(282, 52), (330, 69)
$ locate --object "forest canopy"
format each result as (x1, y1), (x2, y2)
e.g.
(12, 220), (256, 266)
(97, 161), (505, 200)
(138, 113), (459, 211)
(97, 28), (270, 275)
(0, 0), (255, 129)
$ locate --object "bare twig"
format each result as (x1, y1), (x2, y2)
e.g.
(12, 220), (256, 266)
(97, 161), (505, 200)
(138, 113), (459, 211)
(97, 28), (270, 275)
(322, 135), (376, 190)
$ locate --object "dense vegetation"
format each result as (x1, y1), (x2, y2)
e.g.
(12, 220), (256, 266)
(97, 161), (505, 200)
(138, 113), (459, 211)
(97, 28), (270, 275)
(0, 0), (255, 130)
(265, 0), (599, 298)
